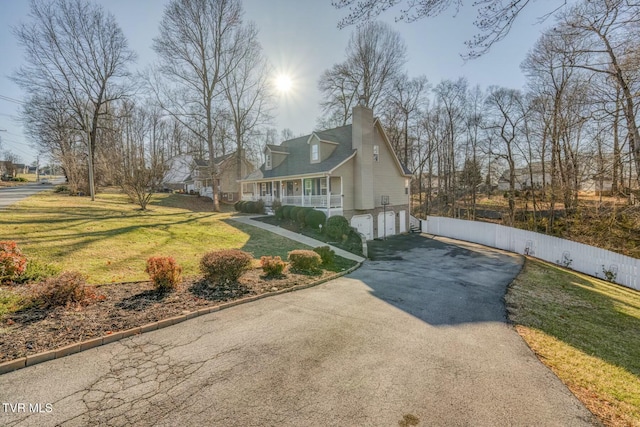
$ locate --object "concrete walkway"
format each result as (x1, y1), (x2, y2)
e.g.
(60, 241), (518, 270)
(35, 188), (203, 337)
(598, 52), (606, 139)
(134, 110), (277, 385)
(230, 215), (366, 262)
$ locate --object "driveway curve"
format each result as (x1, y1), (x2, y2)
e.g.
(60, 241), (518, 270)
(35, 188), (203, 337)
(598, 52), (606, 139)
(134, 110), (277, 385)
(0, 235), (599, 426)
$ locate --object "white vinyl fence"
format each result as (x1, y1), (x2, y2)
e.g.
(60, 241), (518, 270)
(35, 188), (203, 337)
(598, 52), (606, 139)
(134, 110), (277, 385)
(423, 216), (640, 291)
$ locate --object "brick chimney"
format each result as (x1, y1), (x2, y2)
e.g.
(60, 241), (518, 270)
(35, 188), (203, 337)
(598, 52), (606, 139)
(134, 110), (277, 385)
(352, 104), (374, 210)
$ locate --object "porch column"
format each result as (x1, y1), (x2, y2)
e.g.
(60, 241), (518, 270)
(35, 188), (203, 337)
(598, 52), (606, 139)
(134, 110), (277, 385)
(301, 178), (304, 206)
(326, 174), (331, 218)
(279, 180), (282, 202)
(253, 182), (257, 200)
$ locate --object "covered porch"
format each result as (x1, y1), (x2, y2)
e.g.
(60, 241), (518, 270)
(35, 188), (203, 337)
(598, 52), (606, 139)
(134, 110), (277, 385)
(242, 175), (343, 213)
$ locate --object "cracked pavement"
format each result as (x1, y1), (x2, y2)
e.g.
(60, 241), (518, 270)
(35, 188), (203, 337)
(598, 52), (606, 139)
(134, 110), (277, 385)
(0, 235), (600, 426)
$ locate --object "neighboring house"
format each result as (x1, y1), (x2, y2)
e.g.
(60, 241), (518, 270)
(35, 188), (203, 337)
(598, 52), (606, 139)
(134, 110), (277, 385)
(240, 104), (412, 240)
(183, 151), (255, 203)
(497, 164), (551, 191)
(163, 154), (195, 191)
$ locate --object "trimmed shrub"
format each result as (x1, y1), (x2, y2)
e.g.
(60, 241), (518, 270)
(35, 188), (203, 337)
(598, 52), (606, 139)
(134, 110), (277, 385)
(295, 207), (312, 226)
(305, 210), (327, 229)
(313, 246), (335, 266)
(290, 206), (301, 222)
(234, 200), (243, 211)
(0, 241), (27, 284)
(145, 256), (182, 291)
(325, 215), (351, 240)
(14, 260), (61, 285)
(31, 271), (97, 308)
(282, 205), (293, 220)
(288, 250), (322, 273)
(255, 199), (265, 214)
(260, 256), (286, 277)
(200, 249), (252, 284)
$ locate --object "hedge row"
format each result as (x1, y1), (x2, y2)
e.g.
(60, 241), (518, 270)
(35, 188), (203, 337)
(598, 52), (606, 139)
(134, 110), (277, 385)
(275, 205), (327, 229)
(234, 200), (265, 214)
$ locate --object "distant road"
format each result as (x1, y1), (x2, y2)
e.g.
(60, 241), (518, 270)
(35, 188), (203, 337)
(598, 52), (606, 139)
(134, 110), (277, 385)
(0, 181), (61, 209)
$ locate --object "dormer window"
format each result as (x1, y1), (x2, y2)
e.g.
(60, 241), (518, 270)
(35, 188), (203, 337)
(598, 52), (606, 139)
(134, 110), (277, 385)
(311, 144), (319, 162)
(265, 153), (272, 170)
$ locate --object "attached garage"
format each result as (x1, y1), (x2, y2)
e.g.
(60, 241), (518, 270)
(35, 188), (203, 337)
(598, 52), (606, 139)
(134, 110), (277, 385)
(351, 214), (373, 241)
(377, 211), (395, 239)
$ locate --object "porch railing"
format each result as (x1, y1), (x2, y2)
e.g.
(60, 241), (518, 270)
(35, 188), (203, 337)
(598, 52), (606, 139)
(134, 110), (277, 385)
(242, 194), (342, 208)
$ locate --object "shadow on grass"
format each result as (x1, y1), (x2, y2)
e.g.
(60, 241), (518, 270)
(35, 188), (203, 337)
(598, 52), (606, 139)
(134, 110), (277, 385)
(511, 260), (640, 378)
(188, 279), (252, 302)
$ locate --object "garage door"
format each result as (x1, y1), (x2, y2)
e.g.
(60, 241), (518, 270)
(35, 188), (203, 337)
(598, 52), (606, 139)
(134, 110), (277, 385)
(377, 211), (395, 239)
(351, 214), (373, 241)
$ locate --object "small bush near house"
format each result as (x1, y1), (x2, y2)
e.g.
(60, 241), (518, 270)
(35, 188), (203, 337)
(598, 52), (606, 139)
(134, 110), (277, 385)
(290, 206), (301, 222)
(255, 199), (265, 214)
(313, 246), (335, 266)
(200, 249), (252, 284)
(0, 241), (27, 284)
(145, 256), (182, 291)
(324, 215), (351, 241)
(31, 271), (98, 308)
(288, 250), (322, 274)
(296, 207), (313, 226)
(282, 205), (293, 220)
(271, 199), (282, 214)
(260, 256), (286, 277)
(305, 210), (327, 230)
(234, 200), (243, 211)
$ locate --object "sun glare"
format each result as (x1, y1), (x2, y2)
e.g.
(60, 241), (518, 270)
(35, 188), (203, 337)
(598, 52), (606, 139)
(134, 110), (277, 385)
(275, 74), (293, 93)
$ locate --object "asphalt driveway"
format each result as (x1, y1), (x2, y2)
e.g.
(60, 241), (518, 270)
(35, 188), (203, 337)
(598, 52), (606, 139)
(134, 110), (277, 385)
(0, 180), (62, 209)
(0, 235), (599, 426)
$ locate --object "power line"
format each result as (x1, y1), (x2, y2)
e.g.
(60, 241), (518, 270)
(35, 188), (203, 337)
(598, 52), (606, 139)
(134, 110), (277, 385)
(0, 94), (25, 105)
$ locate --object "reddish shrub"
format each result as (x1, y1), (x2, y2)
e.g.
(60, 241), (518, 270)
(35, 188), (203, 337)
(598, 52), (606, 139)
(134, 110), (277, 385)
(287, 250), (322, 273)
(31, 271), (98, 308)
(260, 256), (286, 277)
(145, 256), (182, 291)
(0, 241), (27, 284)
(200, 249), (252, 284)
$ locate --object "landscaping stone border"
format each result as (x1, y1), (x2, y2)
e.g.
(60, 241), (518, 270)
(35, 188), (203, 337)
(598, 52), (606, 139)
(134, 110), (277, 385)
(0, 261), (362, 375)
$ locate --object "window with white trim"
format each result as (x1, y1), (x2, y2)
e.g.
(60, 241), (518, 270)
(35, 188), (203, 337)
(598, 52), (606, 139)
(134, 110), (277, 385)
(265, 154), (272, 169)
(373, 145), (379, 162)
(311, 144), (319, 162)
(304, 179), (313, 195)
(320, 179), (327, 195)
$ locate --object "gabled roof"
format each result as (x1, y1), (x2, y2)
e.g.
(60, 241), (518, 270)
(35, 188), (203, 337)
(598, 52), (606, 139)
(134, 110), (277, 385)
(194, 152), (238, 168)
(257, 124), (356, 179)
(265, 144), (289, 154)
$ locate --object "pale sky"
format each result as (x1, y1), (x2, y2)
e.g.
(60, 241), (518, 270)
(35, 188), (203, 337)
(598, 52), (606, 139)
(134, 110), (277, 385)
(0, 0), (558, 165)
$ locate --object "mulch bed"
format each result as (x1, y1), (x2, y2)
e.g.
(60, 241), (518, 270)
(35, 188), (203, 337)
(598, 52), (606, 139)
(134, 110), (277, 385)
(0, 268), (337, 363)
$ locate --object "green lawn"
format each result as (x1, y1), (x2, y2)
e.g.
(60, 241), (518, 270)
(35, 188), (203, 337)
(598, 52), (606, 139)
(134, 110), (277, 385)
(0, 191), (311, 284)
(507, 259), (640, 426)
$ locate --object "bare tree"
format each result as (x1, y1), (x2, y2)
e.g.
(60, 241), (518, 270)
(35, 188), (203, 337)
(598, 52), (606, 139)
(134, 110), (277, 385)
(557, 0), (640, 186)
(114, 103), (169, 210)
(318, 21), (407, 126)
(153, 0), (250, 211)
(222, 23), (274, 183)
(484, 86), (526, 225)
(332, 0), (569, 59)
(387, 74), (429, 167)
(13, 0), (135, 199)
